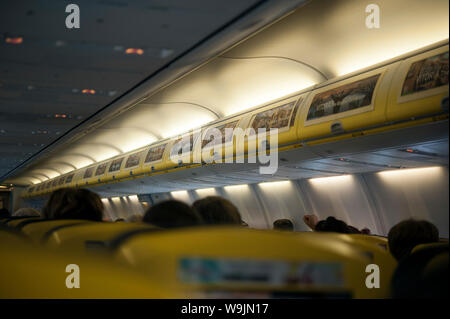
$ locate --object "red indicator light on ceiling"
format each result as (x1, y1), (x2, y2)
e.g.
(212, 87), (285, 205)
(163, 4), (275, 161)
(125, 48), (144, 55)
(5, 37), (23, 44)
(406, 149), (414, 153)
(82, 89), (96, 94)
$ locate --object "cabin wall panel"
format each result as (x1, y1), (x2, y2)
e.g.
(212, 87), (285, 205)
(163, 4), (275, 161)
(363, 167), (449, 238)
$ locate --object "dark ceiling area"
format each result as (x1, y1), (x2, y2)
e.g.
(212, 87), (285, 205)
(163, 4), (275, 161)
(0, 0), (264, 181)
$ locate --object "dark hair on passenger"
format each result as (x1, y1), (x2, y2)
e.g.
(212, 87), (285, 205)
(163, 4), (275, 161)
(143, 199), (203, 229)
(42, 188), (103, 221)
(388, 219), (439, 261)
(192, 196), (242, 226)
(315, 216), (360, 234)
(273, 219), (294, 231)
(0, 208), (10, 218)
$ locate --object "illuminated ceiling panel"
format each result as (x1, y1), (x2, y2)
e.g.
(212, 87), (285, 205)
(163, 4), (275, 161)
(223, 0), (449, 77)
(5, 0), (449, 185)
(148, 56), (325, 116)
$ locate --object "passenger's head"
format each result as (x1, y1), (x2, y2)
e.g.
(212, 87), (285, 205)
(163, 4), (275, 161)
(388, 219), (439, 261)
(13, 207), (40, 217)
(192, 196), (242, 226)
(42, 188), (103, 221)
(143, 200), (202, 229)
(0, 208), (10, 218)
(273, 219), (294, 231)
(315, 216), (360, 234)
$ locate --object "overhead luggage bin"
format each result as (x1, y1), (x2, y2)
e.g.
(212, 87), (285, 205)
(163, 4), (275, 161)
(21, 219), (94, 244)
(81, 163), (103, 186)
(198, 116), (244, 164)
(237, 95), (304, 160)
(298, 64), (397, 143)
(121, 149), (146, 178)
(89, 161), (110, 184)
(113, 226), (388, 299)
(387, 44), (449, 122)
(165, 131), (202, 171)
(141, 140), (174, 174)
(45, 222), (156, 253)
(0, 238), (173, 298)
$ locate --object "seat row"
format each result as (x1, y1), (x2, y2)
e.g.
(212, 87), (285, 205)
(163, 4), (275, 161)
(1, 216), (397, 298)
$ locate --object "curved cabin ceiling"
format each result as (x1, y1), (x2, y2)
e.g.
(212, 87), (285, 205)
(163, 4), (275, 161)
(4, 0), (449, 185)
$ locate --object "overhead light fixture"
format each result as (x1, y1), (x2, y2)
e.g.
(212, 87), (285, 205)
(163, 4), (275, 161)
(82, 89), (96, 94)
(195, 188), (216, 196)
(5, 37), (23, 44)
(259, 180), (291, 188)
(309, 175), (352, 184)
(125, 48), (144, 55)
(224, 184), (249, 191)
(377, 166), (442, 178)
(54, 114), (67, 118)
(171, 190), (187, 195)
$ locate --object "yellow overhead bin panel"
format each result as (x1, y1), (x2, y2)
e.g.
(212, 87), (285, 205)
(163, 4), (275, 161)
(101, 157), (124, 181)
(50, 178), (59, 190)
(46, 222), (155, 252)
(33, 183), (42, 196)
(387, 45), (449, 122)
(238, 95), (304, 159)
(64, 171), (77, 188)
(299, 64), (397, 142)
(55, 175), (67, 190)
(86, 161), (109, 184)
(43, 180), (54, 195)
(79, 165), (97, 186)
(24, 185), (35, 198)
(121, 149), (146, 177)
(141, 140), (172, 174)
(166, 132), (201, 169)
(198, 117), (243, 164)
(115, 227), (385, 299)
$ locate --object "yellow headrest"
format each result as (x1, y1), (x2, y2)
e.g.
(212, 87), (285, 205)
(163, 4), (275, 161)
(412, 242), (449, 254)
(0, 234), (176, 298)
(114, 226), (387, 298)
(46, 221), (155, 252)
(21, 219), (94, 243)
